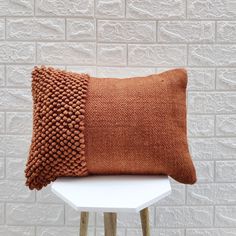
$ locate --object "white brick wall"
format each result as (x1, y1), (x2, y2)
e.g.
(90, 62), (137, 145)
(0, 0), (236, 235)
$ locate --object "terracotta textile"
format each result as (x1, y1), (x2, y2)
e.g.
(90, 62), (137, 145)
(25, 66), (197, 190)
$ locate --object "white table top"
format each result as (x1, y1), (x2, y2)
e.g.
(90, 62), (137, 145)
(51, 175), (171, 213)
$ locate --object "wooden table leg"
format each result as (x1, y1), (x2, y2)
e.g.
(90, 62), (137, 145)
(80, 212), (89, 236)
(104, 212), (117, 236)
(140, 208), (150, 236)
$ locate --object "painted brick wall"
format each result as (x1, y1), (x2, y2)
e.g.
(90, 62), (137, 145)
(0, 0), (236, 235)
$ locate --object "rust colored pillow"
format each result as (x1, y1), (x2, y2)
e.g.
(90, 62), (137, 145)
(25, 66), (197, 190)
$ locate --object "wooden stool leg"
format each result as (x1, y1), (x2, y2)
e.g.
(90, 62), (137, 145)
(104, 212), (117, 236)
(140, 208), (150, 236)
(80, 212), (89, 236)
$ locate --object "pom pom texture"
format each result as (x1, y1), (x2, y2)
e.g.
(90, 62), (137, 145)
(25, 66), (89, 190)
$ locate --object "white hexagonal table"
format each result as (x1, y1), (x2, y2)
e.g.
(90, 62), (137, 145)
(51, 175), (171, 236)
(51, 175), (171, 213)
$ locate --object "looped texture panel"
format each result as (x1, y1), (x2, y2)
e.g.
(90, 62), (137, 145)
(25, 66), (89, 190)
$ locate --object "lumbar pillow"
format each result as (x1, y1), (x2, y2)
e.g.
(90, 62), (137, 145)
(25, 66), (196, 190)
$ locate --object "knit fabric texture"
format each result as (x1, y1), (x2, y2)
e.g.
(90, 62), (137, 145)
(25, 66), (197, 190)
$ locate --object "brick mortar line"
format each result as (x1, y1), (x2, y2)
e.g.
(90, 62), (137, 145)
(2, 15), (236, 21)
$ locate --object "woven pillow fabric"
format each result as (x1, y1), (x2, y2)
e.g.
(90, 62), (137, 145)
(25, 66), (197, 190)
